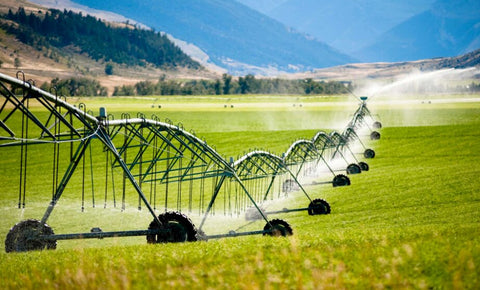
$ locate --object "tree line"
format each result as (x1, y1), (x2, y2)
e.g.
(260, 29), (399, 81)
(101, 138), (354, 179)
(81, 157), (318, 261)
(40, 78), (108, 97)
(33, 74), (352, 97)
(3, 7), (200, 69)
(36, 75), (480, 97)
(113, 74), (352, 96)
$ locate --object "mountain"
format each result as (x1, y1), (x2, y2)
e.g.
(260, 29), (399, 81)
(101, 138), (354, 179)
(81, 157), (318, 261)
(355, 0), (480, 62)
(69, 0), (354, 75)
(235, 0), (289, 14)
(237, 0), (435, 55)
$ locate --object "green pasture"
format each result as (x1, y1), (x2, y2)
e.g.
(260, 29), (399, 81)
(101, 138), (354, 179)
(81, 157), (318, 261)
(0, 94), (479, 289)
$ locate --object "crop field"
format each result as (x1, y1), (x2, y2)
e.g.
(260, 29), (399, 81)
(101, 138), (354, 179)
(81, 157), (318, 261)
(1, 93), (480, 289)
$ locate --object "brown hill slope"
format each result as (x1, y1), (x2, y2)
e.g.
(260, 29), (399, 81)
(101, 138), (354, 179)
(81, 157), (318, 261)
(286, 49), (480, 81)
(0, 0), (219, 94)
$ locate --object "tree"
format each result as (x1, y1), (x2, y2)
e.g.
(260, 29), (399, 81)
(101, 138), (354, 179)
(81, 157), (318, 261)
(238, 74), (257, 94)
(14, 57), (21, 69)
(214, 79), (222, 95)
(303, 78), (316, 94)
(238, 76), (248, 94)
(48, 77), (107, 96)
(113, 85), (135, 96)
(135, 81), (155, 95)
(104, 63), (114, 75)
(222, 74), (232, 95)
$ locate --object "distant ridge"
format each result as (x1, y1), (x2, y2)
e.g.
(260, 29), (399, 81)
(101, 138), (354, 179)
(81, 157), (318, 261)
(355, 0), (480, 62)
(70, 0), (354, 75)
(237, 0), (435, 55)
(437, 48), (480, 69)
(289, 48), (480, 81)
(238, 0), (480, 64)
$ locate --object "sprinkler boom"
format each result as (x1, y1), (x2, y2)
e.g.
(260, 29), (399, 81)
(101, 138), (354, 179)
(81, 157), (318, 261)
(0, 72), (381, 252)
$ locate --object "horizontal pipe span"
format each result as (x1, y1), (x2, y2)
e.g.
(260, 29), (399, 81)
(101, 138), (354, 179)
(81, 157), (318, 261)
(40, 229), (271, 241)
(265, 207), (309, 215)
(205, 230), (267, 240)
(40, 229), (163, 241)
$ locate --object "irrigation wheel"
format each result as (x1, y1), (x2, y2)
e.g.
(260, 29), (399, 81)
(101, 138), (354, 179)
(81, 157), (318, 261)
(332, 174), (351, 187)
(263, 219), (293, 237)
(364, 149), (375, 159)
(346, 163), (362, 175)
(370, 131), (381, 140)
(359, 162), (369, 171)
(5, 219), (56, 253)
(146, 211), (198, 243)
(307, 199), (331, 215)
(372, 121), (382, 129)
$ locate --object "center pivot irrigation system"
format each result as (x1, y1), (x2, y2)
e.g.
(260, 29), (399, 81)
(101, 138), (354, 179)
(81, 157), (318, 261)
(0, 72), (381, 253)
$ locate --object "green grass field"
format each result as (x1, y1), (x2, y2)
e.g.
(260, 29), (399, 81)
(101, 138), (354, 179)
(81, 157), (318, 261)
(1, 94), (479, 289)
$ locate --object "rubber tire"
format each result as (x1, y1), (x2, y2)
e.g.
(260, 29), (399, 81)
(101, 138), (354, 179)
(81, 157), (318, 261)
(346, 163), (362, 175)
(372, 121), (382, 129)
(364, 149), (375, 159)
(370, 131), (381, 140)
(359, 162), (369, 171)
(308, 199), (331, 215)
(263, 219), (293, 237)
(5, 219), (56, 253)
(332, 174), (351, 187)
(146, 211), (198, 243)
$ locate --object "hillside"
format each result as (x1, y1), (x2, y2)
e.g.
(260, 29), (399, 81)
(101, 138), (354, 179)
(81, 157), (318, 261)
(0, 1), (219, 94)
(3, 8), (200, 69)
(286, 48), (480, 81)
(355, 0), (480, 62)
(69, 0), (354, 75)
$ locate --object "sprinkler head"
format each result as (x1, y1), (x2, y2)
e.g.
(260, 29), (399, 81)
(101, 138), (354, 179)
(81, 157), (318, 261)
(97, 107), (107, 120)
(360, 96), (368, 101)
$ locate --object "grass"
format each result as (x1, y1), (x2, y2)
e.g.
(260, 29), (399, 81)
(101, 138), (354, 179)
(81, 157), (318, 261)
(0, 95), (479, 289)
